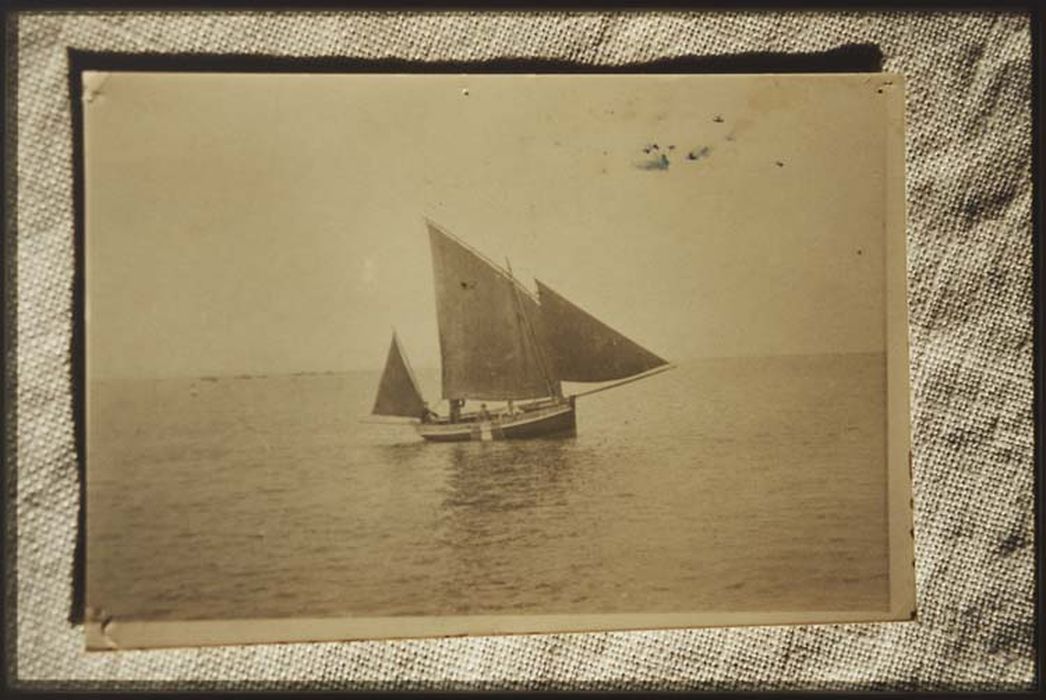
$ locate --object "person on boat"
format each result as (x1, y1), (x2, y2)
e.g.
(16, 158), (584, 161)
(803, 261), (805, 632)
(418, 402), (438, 424)
(449, 398), (464, 423)
(479, 403), (491, 422)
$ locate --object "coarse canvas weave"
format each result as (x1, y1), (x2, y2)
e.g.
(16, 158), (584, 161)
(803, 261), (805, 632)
(7, 10), (1034, 690)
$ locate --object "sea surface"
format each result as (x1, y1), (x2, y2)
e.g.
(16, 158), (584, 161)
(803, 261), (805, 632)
(87, 353), (890, 621)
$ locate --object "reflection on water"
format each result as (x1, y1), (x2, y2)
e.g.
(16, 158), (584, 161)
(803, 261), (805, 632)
(436, 440), (580, 614)
(87, 354), (890, 621)
(443, 439), (574, 510)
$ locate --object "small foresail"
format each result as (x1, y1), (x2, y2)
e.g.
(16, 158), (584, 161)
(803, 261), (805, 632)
(372, 333), (427, 418)
(535, 280), (668, 382)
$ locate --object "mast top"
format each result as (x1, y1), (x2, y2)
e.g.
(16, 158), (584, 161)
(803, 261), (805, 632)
(425, 218), (539, 303)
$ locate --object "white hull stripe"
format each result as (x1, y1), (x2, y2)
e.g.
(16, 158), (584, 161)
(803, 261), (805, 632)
(418, 405), (573, 437)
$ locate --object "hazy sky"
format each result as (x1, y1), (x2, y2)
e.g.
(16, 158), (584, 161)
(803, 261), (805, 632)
(85, 72), (894, 379)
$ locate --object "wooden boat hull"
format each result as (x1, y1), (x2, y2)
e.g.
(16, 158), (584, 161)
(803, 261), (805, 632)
(416, 400), (576, 442)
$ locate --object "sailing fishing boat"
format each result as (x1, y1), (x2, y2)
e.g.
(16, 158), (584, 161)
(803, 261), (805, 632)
(371, 219), (673, 442)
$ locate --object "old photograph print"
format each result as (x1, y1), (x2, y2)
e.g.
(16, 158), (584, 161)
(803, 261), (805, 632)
(83, 72), (913, 649)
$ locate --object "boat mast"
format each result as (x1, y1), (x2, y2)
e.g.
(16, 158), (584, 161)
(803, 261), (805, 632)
(506, 257), (560, 399)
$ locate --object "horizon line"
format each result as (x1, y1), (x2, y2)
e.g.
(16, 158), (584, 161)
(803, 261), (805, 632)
(89, 349), (887, 382)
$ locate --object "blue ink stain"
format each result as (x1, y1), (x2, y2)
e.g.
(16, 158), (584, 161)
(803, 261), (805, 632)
(687, 146), (711, 161)
(635, 153), (670, 170)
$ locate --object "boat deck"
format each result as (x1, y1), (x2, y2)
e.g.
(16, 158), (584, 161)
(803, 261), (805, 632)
(417, 398), (576, 442)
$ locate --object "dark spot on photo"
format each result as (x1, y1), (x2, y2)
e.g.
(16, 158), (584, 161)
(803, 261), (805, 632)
(713, 114), (724, 123)
(775, 161), (785, 167)
(686, 146), (711, 161)
(857, 249), (862, 256)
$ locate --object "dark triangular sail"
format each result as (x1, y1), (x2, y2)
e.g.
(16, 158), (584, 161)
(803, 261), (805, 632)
(372, 333), (427, 418)
(535, 279), (668, 382)
(428, 221), (558, 401)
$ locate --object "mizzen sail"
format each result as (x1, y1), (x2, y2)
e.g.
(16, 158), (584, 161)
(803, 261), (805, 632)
(428, 221), (557, 401)
(535, 279), (668, 382)
(372, 333), (427, 418)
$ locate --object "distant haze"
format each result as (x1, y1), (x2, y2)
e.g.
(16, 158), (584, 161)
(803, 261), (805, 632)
(85, 72), (890, 379)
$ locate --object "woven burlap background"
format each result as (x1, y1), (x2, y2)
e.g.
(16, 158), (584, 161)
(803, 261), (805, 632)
(9, 10), (1034, 691)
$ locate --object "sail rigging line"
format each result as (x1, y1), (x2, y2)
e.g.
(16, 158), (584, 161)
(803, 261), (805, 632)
(570, 363), (677, 399)
(505, 257), (559, 399)
(423, 217), (539, 304)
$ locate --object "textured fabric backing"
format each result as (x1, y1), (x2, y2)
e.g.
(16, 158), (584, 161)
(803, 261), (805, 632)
(9, 10), (1034, 690)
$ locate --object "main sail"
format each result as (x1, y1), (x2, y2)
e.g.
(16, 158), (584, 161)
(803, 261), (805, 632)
(372, 333), (427, 418)
(428, 221), (557, 401)
(535, 279), (668, 382)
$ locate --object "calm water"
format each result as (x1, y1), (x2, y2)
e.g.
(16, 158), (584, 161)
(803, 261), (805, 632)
(87, 353), (889, 622)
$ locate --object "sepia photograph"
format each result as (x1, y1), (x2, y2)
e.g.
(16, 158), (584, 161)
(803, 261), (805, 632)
(81, 71), (913, 650)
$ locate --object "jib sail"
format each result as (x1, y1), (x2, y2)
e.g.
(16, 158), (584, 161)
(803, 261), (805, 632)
(372, 333), (427, 418)
(535, 279), (668, 383)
